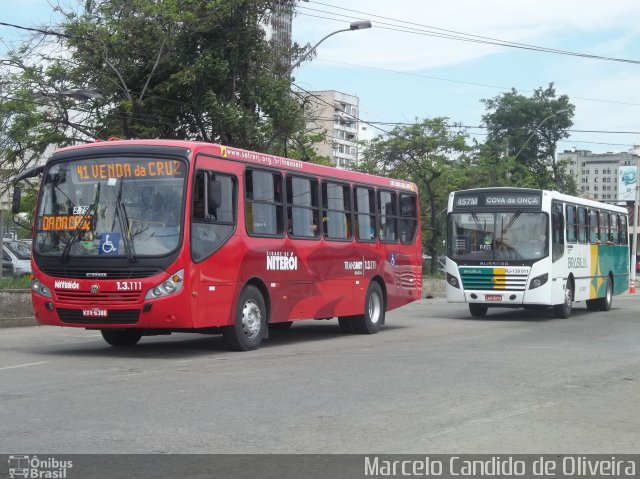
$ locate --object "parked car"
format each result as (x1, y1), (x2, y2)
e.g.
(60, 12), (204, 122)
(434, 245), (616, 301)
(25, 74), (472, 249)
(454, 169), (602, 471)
(3, 239), (32, 277)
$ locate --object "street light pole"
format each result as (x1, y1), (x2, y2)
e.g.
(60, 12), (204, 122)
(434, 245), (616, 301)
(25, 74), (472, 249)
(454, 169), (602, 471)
(284, 20), (372, 77)
(631, 153), (640, 293)
(512, 109), (569, 161)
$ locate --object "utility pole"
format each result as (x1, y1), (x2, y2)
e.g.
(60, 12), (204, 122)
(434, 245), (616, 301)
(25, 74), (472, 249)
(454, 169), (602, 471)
(631, 154), (639, 293)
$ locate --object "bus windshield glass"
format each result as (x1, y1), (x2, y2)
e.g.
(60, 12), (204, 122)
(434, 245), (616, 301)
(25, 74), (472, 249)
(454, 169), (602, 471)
(448, 211), (548, 261)
(34, 157), (187, 258)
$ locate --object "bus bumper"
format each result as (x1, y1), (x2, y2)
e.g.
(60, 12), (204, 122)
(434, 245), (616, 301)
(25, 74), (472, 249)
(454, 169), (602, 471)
(31, 291), (197, 330)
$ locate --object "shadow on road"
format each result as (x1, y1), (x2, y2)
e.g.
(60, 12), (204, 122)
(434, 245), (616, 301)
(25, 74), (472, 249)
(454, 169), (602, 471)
(31, 320), (407, 359)
(449, 305), (599, 322)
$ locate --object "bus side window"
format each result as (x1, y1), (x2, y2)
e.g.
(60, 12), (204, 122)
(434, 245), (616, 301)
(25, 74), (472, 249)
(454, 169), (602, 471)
(191, 170), (237, 262)
(399, 193), (418, 244)
(621, 215), (628, 245)
(610, 213), (619, 244)
(577, 207), (587, 243)
(588, 209), (598, 243)
(552, 201), (564, 262)
(378, 190), (397, 243)
(245, 169), (284, 236)
(565, 205), (577, 243)
(355, 186), (376, 241)
(599, 211), (610, 243)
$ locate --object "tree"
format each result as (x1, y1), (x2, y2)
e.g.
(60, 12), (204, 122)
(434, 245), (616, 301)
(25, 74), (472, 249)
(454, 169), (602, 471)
(0, 0), (317, 194)
(480, 84), (577, 194)
(358, 118), (471, 273)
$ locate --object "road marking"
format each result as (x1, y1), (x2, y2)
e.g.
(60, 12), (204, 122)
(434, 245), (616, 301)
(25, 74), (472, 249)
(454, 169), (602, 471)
(422, 402), (558, 439)
(0, 361), (48, 371)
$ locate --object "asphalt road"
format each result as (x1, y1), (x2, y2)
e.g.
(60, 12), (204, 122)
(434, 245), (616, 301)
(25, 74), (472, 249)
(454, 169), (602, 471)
(2, 295), (640, 454)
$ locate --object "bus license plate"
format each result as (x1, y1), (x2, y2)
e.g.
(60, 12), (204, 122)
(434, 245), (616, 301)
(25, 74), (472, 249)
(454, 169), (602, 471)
(485, 295), (502, 301)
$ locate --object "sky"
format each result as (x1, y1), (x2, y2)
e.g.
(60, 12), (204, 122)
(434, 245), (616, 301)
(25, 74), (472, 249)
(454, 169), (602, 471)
(2, 0), (640, 154)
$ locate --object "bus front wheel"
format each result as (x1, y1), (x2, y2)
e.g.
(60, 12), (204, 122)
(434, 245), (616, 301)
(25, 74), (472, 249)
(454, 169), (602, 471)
(224, 285), (266, 351)
(469, 304), (488, 317)
(352, 282), (384, 334)
(101, 329), (142, 347)
(554, 283), (573, 319)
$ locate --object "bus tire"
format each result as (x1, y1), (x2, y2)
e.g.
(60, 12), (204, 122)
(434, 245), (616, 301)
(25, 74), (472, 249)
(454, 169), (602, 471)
(352, 282), (384, 334)
(223, 285), (266, 351)
(597, 277), (613, 312)
(554, 283), (573, 319)
(338, 316), (356, 333)
(101, 329), (142, 347)
(469, 304), (488, 317)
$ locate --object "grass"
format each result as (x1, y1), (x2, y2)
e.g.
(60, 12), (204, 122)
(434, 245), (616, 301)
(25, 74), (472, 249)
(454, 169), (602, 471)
(0, 275), (31, 290)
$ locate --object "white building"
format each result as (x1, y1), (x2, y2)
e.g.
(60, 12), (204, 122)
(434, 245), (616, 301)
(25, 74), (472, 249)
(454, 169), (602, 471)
(305, 90), (361, 169)
(559, 148), (637, 202)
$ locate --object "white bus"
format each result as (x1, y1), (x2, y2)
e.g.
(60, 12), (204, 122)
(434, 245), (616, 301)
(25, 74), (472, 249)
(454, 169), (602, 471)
(445, 188), (629, 318)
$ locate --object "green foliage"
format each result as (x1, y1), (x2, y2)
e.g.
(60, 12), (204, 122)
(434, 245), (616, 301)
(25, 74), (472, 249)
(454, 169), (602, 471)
(0, 0), (314, 192)
(0, 274), (31, 290)
(358, 118), (471, 268)
(479, 84), (577, 194)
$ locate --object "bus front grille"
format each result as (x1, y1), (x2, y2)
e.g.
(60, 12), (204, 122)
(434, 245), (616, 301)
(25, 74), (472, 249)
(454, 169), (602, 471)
(41, 267), (162, 279)
(57, 308), (140, 324)
(460, 272), (528, 291)
(54, 290), (141, 303)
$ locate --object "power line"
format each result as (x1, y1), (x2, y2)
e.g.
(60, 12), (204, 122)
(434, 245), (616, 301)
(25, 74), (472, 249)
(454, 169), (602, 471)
(309, 58), (640, 108)
(300, 2), (640, 65)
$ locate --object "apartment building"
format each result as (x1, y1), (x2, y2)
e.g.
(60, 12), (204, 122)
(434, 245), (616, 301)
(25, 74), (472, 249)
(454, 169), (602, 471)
(306, 90), (361, 169)
(559, 148), (637, 202)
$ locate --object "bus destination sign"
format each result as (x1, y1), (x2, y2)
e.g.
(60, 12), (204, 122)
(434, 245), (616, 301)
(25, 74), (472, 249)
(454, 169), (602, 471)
(485, 193), (541, 206)
(74, 159), (184, 182)
(453, 191), (542, 210)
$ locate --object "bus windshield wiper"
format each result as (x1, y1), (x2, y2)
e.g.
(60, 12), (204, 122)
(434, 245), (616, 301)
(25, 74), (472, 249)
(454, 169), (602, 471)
(113, 179), (136, 263)
(502, 209), (522, 234)
(61, 183), (100, 263)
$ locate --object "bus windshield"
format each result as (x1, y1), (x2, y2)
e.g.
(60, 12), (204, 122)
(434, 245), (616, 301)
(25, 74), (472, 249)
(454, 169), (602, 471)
(34, 157), (187, 259)
(448, 211), (548, 261)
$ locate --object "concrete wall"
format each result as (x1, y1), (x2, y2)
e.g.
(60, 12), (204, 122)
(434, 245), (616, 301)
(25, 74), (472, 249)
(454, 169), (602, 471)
(423, 278), (446, 299)
(0, 290), (36, 328)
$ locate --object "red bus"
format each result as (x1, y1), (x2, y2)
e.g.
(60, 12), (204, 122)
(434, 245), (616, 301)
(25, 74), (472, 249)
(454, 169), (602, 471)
(13, 140), (422, 350)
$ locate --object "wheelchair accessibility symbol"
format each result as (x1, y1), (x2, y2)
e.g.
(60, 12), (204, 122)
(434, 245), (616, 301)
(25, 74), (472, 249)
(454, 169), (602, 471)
(99, 233), (120, 255)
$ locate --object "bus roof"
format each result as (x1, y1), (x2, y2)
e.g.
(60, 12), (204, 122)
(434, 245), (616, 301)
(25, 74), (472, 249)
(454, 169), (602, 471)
(48, 139), (419, 193)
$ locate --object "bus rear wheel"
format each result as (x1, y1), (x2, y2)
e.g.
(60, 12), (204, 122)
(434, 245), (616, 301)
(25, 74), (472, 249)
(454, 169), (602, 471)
(554, 283), (573, 318)
(352, 282), (384, 334)
(597, 277), (613, 311)
(101, 329), (142, 347)
(223, 285), (266, 351)
(469, 304), (488, 317)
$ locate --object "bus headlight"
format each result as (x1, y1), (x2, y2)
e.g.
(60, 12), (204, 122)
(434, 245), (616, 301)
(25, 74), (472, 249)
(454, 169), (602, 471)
(145, 269), (184, 300)
(529, 273), (548, 290)
(31, 279), (53, 298)
(446, 272), (460, 289)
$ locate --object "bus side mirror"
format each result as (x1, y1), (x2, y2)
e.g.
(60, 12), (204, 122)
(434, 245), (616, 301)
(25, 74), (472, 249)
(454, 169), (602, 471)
(208, 179), (221, 212)
(12, 187), (21, 215)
